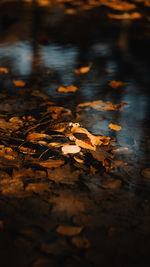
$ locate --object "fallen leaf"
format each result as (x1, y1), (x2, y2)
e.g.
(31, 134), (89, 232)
(101, 0), (136, 11)
(58, 85), (78, 93)
(25, 183), (49, 194)
(0, 145), (18, 160)
(101, 179), (122, 189)
(75, 65), (91, 74)
(50, 192), (84, 215)
(109, 123), (122, 131)
(12, 168), (34, 179)
(47, 106), (72, 120)
(56, 225), (83, 236)
(62, 145), (81, 154)
(0, 117), (23, 131)
(108, 80), (125, 88)
(0, 67), (8, 74)
(26, 132), (51, 143)
(13, 80), (25, 87)
(32, 90), (49, 100)
(77, 99), (128, 111)
(19, 146), (36, 155)
(39, 159), (65, 168)
(48, 164), (80, 184)
(108, 12), (142, 20)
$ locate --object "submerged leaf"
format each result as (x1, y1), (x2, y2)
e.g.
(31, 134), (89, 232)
(0, 67), (8, 74)
(108, 80), (125, 88)
(108, 12), (142, 20)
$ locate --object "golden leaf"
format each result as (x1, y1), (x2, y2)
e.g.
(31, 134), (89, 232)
(109, 123), (122, 131)
(101, 0), (136, 11)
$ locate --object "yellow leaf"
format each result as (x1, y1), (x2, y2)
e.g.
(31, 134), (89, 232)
(56, 225), (83, 236)
(58, 85), (78, 93)
(13, 80), (25, 87)
(109, 123), (122, 131)
(101, 0), (136, 11)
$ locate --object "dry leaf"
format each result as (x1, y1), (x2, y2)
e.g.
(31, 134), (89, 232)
(61, 145), (81, 154)
(75, 65), (91, 74)
(0, 117), (23, 131)
(56, 225), (83, 236)
(0, 67), (8, 74)
(108, 12), (142, 20)
(58, 85), (78, 93)
(108, 80), (125, 88)
(13, 80), (25, 87)
(26, 132), (51, 143)
(109, 123), (122, 131)
(39, 159), (65, 168)
(101, 0), (136, 11)
(0, 145), (18, 160)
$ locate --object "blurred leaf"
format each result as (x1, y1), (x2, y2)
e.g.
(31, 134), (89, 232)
(109, 123), (122, 131)
(13, 80), (25, 87)
(58, 85), (78, 93)
(108, 12), (142, 20)
(56, 225), (83, 236)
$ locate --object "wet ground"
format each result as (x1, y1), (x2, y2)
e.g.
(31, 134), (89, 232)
(0, 1), (150, 266)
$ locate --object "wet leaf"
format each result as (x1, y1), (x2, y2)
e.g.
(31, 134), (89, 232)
(101, 179), (122, 189)
(109, 123), (122, 131)
(62, 145), (81, 154)
(101, 0), (136, 11)
(108, 80), (125, 88)
(0, 145), (18, 160)
(32, 90), (49, 100)
(47, 106), (72, 120)
(0, 67), (8, 74)
(0, 117), (23, 131)
(13, 80), (25, 87)
(108, 12), (142, 20)
(48, 164), (80, 184)
(50, 192), (84, 215)
(77, 99), (128, 111)
(39, 159), (65, 168)
(19, 146), (36, 155)
(56, 225), (83, 236)
(75, 65), (91, 74)
(58, 85), (78, 93)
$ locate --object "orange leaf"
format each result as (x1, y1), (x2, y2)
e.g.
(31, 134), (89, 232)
(108, 80), (125, 88)
(0, 67), (8, 74)
(56, 225), (83, 236)
(58, 85), (78, 93)
(75, 66), (91, 74)
(109, 123), (122, 131)
(13, 80), (25, 87)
